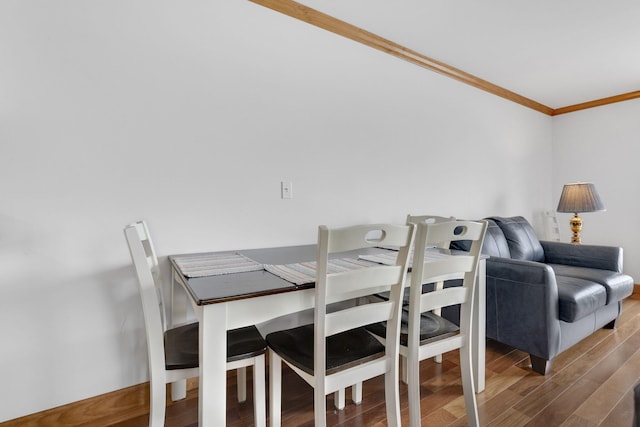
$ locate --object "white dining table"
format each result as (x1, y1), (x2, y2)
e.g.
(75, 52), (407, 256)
(170, 244), (486, 426)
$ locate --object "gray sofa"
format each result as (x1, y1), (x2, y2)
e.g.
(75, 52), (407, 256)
(471, 216), (634, 374)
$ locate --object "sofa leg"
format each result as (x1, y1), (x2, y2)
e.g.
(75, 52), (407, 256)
(604, 318), (618, 329)
(530, 355), (553, 375)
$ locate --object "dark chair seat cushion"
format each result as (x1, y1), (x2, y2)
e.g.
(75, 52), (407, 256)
(164, 323), (266, 370)
(551, 264), (634, 304)
(555, 276), (607, 322)
(266, 325), (385, 376)
(366, 310), (459, 347)
(228, 325), (268, 362)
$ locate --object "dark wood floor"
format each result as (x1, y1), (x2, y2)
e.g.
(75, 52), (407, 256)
(7, 298), (640, 426)
(129, 298), (640, 427)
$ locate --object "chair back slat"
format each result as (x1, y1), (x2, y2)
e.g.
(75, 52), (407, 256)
(406, 214), (456, 248)
(419, 286), (469, 313)
(406, 214), (456, 226)
(324, 223), (413, 253)
(419, 256), (475, 284)
(325, 265), (404, 302)
(326, 301), (394, 337)
(423, 220), (485, 246)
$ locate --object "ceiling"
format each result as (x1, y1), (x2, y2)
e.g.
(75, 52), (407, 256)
(297, 0), (640, 110)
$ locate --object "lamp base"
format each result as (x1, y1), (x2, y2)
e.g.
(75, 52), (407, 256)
(569, 213), (583, 244)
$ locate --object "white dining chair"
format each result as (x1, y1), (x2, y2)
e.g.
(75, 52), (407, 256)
(367, 218), (487, 427)
(124, 220), (267, 427)
(405, 214), (456, 367)
(266, 223), (414, 427)
(371, 214), (455, 372)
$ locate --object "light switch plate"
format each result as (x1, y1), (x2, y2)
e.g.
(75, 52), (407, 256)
(281, 181), (293, 199)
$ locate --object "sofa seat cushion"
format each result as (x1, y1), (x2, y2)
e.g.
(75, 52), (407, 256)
(556, 275), (607, 322)
(551, 264), (634, 304)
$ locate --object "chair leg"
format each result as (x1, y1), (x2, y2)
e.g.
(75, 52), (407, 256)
(170, 379), (187, 401)
(237, 367), (247, 402)
(150, 377), (166, 427)
(253, 355), (266, 427)
(334, 388), (345, 410)
(268, 350), (282, 427)
(406, 351), (421, 427)
(314, 384), (327, 427)
(459, 345), (479, 427)
(384, 362), (401, 427)
(352, 382), (363, 405)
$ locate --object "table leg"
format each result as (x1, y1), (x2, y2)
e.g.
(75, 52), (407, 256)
(199, 304), (228, 426)
(474, 259), (486, 393)
(170, 270), (189, 401)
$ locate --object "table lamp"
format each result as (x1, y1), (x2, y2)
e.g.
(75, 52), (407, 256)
(556, 182), (605, 244)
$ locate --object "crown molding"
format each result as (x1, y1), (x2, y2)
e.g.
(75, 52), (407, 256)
(250, 0), (637, 116)
(552, 91), (640, 116)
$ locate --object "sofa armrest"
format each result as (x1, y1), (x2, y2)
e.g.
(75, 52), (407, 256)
(486, 257), (561, 360)
(541, 241), (623, 272)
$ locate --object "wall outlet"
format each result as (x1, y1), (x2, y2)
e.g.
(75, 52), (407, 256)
(281, 181), (293, 199)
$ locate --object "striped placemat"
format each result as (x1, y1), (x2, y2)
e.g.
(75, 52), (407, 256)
(173, 252), (263, 278)
(359, 248), (449, 267)
(358, 252), (398, 266)
(264, 258), (378, 286)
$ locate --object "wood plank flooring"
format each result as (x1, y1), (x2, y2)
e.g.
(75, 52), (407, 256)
(5, 298), (640, 427)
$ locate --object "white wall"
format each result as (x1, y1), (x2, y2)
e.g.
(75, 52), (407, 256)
(0, 0), (554, 421)
(552, 99), (640, 281)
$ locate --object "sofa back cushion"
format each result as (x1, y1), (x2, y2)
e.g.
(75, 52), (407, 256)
(490, 216), (544, 262)
(480, 219), (511, 258)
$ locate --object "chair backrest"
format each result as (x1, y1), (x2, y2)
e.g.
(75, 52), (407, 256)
(406, 214), (456, 249)
(409, 219), (487, 331)
(124, 221), (167, 381)
(314, 223), (414, 376)
(125, 221), (167, 327)
(543, 210), (561, 241)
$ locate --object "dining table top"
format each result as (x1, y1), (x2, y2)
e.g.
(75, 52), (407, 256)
(169, 244), (393, 305)
(169, 244), (474, 307)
